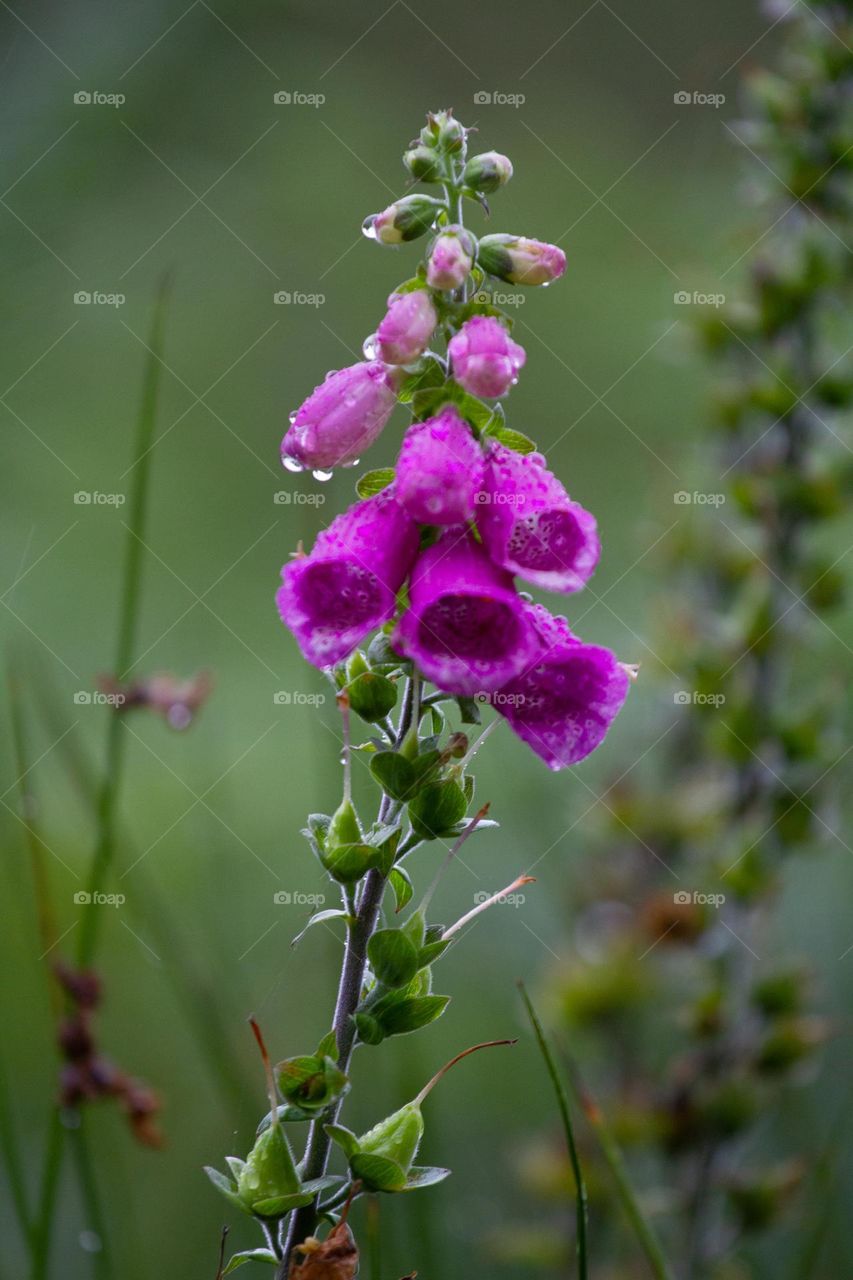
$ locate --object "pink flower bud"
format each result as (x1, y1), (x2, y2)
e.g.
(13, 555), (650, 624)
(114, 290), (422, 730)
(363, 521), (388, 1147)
(478, 234), (566, 286)
(448, 315), (526, 399)
(375, 290), (438, 365)
(426, 227), (475, 291)
(395, 406), (485, 525)
(282, 362), (398, 472)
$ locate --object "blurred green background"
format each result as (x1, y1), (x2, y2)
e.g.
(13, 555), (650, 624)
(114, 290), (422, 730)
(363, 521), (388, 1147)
(2, 1), (852, 1276)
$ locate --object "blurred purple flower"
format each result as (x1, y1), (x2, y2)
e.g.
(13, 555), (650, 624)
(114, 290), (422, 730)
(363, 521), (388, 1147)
(277, 491), (418, 668)
(395, 405), (485, 526)
(496, 604), (630, 769)
(476, 443), (600, 593)
(281, 362), (398, 472)
(395, 530), (539, 695)
(448, 315), (526, 398)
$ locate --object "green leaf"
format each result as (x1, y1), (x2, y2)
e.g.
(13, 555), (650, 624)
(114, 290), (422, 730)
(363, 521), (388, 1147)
(203, 1166), (245, 1213)
(370, 751), (417, 801)
(368, 928), (420, 988)
(356, 467), (396, 499)
(315, 1030), (338, 1060)
(389, 866), (414, 912)
(253, 1189), (315, 1215)
(418, 939), (451, 966)
(401, 910), (426, 950)
(350, 1152), (408, 1193)
(411, 387), (455, 421)
(353, 1011), (384, 1045)
(453, 390), (498, 433)
(454, 695), (481, 725)
(223, 1249), (278, 1273)
(291, 909), (351, 948)
(396, 359), (447, 404)
(402, 1165), (452, 1191)
(324, 1124), (360, 1160)
(374, 993), (450, 1037)
(486, 424), (537, 454)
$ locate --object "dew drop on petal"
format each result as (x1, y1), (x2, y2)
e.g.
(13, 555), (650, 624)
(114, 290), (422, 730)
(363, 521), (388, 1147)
(312, 469), (333, 482)
(283, 456), (304, 473)
(288, 410), (298, 424)
(362, 219), (378, 241)
(362, 333), (379, 360)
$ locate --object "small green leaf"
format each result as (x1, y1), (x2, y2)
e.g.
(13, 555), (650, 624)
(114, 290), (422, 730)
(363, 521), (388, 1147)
(315, 1030), (338, 1060)
(223, 1250), (278, 1273)
(321, 842), (380, 884)
(375, 993), (450, 1037)
(486, 424), (537, 454)
(453, 390), (497, 433)
(324, 1124), (360, 1160)
(353, 1011), (384, 1045)
(291, 909), (351, 948)
(389, 866), (414, 912)
(370, 751), (417, 801)
(402, 1165), (452, 1191)
(351, 1152), (408, 1193)
(203, 1166), (245, 1212)
(356, 467), (396, 499)
(368, 928), (420, 988)
(454, 695), (481, 725)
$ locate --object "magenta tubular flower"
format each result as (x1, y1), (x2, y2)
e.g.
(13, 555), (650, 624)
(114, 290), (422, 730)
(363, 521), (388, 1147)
(375, 290), (438, 365)
(282, 362), (398, 472)
(477, 234), (566, 286)
(476, 444), (600, 593)
(395, 406), (485, 526)
(426, 227), (475, 291)
(495, 604), (630, 770)
(277, 491), (418, 668)
(448, 315), (526, 399)
(395, 531), (539, 695)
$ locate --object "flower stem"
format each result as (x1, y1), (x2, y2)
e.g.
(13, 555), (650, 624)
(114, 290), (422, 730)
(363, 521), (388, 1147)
(279, 676), (420, 1273)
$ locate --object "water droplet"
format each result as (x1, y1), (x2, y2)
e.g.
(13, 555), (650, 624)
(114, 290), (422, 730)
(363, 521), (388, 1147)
(312, 469), (333, 482)
(288, 410), (298, 424)
(362, 333), (379, 360)
(283, 456), (304, 473)
(342, 457), (360, 469)
(362, 217), (378, 241)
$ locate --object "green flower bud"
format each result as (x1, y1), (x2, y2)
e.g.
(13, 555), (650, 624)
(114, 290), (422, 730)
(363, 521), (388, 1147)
(438, 117), (466, 154)
(345, 650), (369, 682)
(463, 151), (513, 193)
(357, 1101), (424, 1179)
(346, 671), (398, 723)
(364, 195), (444, 245)
(404, 145), (442, 182)
(408, 779), (468, 839)
(276, 1053), (349, 1116)
(236, 1123), (300, 1213)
